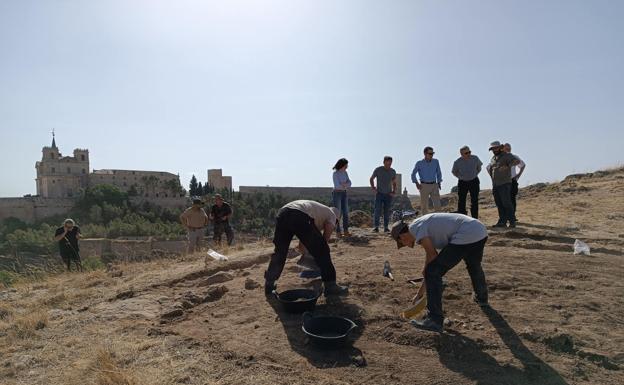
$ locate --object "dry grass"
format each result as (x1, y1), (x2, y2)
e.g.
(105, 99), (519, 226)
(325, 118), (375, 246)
(89, 346), (139, 385)
(5, 310), (48, 340)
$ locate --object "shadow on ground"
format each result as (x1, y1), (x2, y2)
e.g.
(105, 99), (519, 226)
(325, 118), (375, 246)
(437, 307), (569, 385)
(267, 291), (366, 369)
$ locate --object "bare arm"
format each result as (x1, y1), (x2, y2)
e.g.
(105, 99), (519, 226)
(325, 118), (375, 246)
(54, 230), (67, 241)
(369, 175), (377, 191)
(391, 177), (397, 194)
(420, 237), (439, 269)
(322, 221), (334, 242)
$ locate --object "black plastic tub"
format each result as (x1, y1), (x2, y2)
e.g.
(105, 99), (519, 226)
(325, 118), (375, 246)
(273, 289), (321, 313)
(302, 312), (357, 348)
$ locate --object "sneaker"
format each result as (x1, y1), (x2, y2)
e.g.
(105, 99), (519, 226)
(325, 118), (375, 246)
(410, 316), (443, 333)
(383, 228), (390, 233)
(491, 223), (507, 228)
(473, 294), (489, 308)
(508, 222), (516, 228)
(264, 280), (277, 295)
(324, 281), (349, 296)
(372, 227), (379, 233)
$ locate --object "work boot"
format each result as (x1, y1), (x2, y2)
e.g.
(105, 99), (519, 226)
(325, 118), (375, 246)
(508, 221), (516, 228)
(410, 316), (443, 333)
(383, 228), (390, 233)
(491, 223), (507, 228)
(264, 280), (277, 296)
(324, 281), (348, 296)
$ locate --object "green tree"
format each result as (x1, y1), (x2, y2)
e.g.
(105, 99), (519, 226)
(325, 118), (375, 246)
(189, 175), (199, 196)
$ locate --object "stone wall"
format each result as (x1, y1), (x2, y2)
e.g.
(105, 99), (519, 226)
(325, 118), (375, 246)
(0, 196), (187, 224)
(238, 186), (376, 200)
(0, 197), (77, 223)
(78, 238), (187, 259)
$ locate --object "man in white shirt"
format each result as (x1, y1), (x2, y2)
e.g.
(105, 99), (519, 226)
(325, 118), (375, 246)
(390, 213), (489, 333)
(504, 143), (526, 221)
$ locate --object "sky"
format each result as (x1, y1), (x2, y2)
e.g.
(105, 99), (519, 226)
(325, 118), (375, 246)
(1, 0), (623, 197)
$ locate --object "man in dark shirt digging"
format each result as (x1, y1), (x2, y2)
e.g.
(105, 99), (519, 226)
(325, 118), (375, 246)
(54, 218), (83, 272)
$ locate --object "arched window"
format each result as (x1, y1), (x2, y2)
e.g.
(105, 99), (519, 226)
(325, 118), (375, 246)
(81, 154), (85, 161)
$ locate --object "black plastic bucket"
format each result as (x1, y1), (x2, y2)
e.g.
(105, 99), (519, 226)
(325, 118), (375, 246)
(302, 312), (357, 348)
(273, 289), (321, 313)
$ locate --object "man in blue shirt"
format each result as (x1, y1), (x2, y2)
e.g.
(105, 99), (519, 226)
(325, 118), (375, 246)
(411, 146), (443, 215)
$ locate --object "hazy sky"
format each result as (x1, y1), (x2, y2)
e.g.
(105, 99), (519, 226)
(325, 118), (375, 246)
(1, 0), (622, 197)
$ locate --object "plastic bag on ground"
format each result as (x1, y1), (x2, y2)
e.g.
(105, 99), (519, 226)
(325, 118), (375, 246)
(573, 239), (591, 256)
(207, 248), (228, 261)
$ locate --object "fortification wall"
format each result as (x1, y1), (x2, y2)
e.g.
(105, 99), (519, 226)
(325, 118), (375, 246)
(0, 196), (187, 224)
(0, 197), (77, 223)
(238, 186), (376, 200)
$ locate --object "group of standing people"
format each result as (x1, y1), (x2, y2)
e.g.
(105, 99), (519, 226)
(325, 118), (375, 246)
(411, 141), (526, 228)
(180, 194), (235, 253)
(331, 140), (526, 236)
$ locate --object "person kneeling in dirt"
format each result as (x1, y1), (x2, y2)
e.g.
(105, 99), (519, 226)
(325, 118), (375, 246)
(54, 218), (83, 272)
(391, 213), (489, 333)
(265, 200), (348, 297)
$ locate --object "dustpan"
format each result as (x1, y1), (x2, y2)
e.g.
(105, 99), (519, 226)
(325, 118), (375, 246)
(400, 296), (427, 320)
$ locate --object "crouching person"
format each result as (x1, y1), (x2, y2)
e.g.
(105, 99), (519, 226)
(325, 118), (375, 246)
(391, 213), (489, 333)
(54, 218), (83, 272)
(264, 200), (348, 297)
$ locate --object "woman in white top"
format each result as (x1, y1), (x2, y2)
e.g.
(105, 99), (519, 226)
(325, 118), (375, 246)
(332, 158), (352, 237)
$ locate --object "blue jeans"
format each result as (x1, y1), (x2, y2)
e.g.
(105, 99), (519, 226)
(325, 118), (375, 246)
(374, 192), (393, 229)
(332, 191), (349, 233)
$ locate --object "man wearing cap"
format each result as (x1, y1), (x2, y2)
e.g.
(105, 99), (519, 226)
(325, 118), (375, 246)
(210, 194), (234, 246)
(488, 141), (521, 228)
(264, 200), (348, 296)
(370, 156), (398, 233)
(54, 218), (83, 272)
(504, 143), (526, 222)
(180, 197), (209, 254)
(452, 146), (483, 219)
(411, 146), (443, 216)
(391, 213), (489, 333)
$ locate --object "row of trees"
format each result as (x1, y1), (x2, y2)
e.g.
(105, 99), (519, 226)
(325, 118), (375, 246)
(188, 175), (218, 197)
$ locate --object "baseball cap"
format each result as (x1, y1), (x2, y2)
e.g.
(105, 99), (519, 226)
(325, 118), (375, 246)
(489, 141), (502, 150)
(390, 221), (409, 249)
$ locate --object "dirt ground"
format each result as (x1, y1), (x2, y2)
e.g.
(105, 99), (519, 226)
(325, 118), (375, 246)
(1, 168), (623, 385)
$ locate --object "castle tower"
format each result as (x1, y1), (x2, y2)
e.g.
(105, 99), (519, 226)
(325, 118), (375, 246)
(35, 132), (90, 198)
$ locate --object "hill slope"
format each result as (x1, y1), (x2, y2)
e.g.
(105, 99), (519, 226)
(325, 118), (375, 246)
(1, 168), (623, 385)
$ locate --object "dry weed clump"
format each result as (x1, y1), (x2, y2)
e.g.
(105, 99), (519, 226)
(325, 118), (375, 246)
(86, 345), (139, 385)
(7, 310), (48, 340)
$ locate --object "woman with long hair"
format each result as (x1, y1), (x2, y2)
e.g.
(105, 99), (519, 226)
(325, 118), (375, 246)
(332, 158), (351, 237)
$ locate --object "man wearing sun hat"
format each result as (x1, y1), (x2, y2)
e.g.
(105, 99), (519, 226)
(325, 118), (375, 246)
(488, 141), (521, 228)
(390, 213), (489, 333)
(264, 199), (348, 297)
(180, 197), (209, 254)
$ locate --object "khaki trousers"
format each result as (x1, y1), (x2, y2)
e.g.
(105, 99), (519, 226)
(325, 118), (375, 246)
(420, 183), (441, 215)
(187, 228), (204, 253)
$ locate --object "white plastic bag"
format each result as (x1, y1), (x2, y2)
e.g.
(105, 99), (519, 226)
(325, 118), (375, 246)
(207, 248), (228, 261)
(573, 239), (591, 256)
